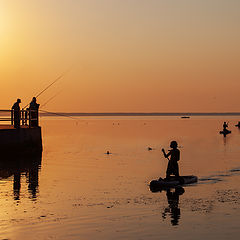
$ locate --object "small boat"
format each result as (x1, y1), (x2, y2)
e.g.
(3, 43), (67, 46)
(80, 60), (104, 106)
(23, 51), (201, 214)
(150, 175), (198, 189)
(181, 116), (190, 119)
(219, 129), (231, 135)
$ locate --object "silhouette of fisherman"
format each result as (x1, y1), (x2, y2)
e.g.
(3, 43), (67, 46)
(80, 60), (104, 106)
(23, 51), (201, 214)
(11, 98), (21, 128)
(162, 141), (180, 181)
(29, 97), (40, 127)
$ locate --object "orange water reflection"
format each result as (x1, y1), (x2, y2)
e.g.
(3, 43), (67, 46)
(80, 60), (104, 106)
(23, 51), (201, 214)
(0, 117), (240, 239)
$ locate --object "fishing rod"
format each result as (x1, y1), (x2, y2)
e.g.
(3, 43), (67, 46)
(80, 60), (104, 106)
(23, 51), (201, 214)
(23, 70), (69, 109)
(40, 91), (61, 108)
(35, 71), (66, 99)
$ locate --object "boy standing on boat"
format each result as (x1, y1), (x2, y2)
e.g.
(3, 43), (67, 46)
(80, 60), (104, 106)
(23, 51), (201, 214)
(162, 141), (180, 180)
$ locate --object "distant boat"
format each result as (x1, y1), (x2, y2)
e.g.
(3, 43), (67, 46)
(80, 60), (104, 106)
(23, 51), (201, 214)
(235, 122), (240, 128)
(181, 116), (190, 119)
(219, 129), (231, 135)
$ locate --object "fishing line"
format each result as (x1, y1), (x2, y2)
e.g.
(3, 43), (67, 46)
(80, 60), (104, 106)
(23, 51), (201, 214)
(40, 109), (79, 121)
(40, 91), (62, 108)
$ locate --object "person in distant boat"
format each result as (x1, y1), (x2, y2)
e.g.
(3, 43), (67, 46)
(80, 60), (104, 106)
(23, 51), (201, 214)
(223, 122), (229, 132)
(11, 98), (21, 128)
(29, 97), (40, 127)
(223, 122), (228, 131)
(162, 141), (180, 180)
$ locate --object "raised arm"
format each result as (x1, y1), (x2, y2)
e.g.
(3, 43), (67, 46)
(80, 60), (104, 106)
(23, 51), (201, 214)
(162, 148), (170, 159)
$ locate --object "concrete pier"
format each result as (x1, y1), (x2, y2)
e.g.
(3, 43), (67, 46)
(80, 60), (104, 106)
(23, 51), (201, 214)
(0, 107), (42, 156)
(0, 125), (42, 156)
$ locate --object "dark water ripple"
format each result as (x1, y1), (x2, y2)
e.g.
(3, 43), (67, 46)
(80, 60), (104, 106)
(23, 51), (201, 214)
(199, 166), (240, 184)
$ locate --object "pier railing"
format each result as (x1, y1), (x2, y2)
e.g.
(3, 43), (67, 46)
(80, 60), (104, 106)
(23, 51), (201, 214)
(0, 109), (39, 127)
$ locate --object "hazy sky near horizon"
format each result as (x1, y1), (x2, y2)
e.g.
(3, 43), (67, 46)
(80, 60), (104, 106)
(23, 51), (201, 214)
(1, 0), (240, 112)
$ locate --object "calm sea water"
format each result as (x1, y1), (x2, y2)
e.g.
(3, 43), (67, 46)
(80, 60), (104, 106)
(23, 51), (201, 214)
(0, 116), (240, 240)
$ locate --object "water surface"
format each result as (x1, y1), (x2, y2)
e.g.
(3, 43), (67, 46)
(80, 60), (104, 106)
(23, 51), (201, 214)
(0, 117), (240, 239)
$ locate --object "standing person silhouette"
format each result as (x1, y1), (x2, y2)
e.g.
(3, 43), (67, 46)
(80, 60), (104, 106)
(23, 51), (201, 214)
(162, 141), (180, 180)
(11, 99), (21, 128)
(223, 122), (228, 131)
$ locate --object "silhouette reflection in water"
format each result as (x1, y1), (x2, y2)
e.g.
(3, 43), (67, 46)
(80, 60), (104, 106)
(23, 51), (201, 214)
(223, 135), (227, 145)
(162, 187), (185, 226)
(0, 153), (42, 201)
(150, 185), (185, 226)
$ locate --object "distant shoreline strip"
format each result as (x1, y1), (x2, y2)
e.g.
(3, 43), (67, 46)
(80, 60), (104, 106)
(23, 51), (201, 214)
(39, 112), (240, 117)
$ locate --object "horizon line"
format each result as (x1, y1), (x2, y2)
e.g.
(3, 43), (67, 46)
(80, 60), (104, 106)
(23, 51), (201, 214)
(39, 112), (240, 117)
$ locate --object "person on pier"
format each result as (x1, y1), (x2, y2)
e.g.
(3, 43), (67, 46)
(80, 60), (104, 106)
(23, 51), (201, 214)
(11, 99), (21, 128)
(29, 97), (40, 127)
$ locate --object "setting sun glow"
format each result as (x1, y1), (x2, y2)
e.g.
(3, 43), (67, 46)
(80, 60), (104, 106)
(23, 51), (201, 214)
(1, 0), (240, 113)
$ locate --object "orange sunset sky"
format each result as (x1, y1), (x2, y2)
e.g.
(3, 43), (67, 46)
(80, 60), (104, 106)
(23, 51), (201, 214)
(1, 0), (240, 112)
